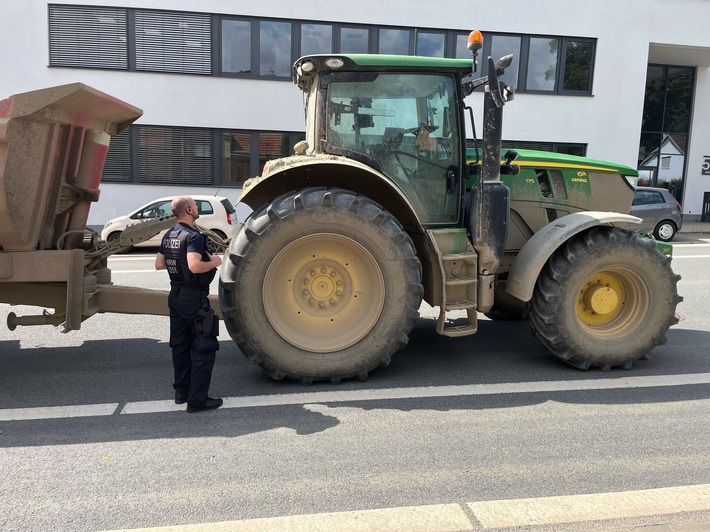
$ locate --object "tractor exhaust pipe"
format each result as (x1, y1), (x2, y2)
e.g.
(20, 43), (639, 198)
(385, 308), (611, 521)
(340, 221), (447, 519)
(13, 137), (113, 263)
(470, 55), (514, 310)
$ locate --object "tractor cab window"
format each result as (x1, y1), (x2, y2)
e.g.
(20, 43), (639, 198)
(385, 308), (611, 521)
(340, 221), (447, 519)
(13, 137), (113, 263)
(325, 73), (461, 224)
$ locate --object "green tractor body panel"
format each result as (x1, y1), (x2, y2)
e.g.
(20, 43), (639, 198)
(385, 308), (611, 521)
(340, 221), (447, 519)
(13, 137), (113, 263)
(467, 148), (639, 254)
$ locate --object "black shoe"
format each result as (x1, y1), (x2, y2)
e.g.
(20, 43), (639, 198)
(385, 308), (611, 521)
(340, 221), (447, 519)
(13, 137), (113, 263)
(186, 397), (223, 413)
(175, 387), (189, 405)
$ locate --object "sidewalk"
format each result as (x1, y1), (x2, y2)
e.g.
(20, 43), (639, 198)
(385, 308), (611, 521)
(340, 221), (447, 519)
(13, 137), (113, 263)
(679, 221), (710, 234)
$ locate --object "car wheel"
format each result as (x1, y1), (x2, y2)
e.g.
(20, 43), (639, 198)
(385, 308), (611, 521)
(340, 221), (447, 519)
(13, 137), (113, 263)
(653, 220), (677, 241)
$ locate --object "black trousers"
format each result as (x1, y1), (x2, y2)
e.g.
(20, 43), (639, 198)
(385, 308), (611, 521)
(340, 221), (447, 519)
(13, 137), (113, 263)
(168, 290), (219, 406)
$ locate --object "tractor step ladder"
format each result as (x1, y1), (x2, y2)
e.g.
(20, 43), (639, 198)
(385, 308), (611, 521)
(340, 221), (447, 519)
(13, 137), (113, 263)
(428, 229), (478, 337)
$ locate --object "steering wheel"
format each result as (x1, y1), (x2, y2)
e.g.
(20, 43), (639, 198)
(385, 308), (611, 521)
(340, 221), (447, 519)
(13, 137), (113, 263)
(391, 149), (450, 179)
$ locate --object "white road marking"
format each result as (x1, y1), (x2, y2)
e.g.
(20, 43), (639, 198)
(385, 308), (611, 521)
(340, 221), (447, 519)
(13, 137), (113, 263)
(672, 254), (710, 258)
(470, 483), (710, 528)
(121, 372), (710, 415)
(0, 403), (119, 421)
(3, 374), (709, 421)
(672, 241), (710, 247)
(103, 504), (473, 531)
(100, 484), (710, 531)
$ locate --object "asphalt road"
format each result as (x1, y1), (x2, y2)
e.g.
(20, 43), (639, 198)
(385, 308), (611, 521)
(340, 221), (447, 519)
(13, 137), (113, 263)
(1, 235), (709, 531)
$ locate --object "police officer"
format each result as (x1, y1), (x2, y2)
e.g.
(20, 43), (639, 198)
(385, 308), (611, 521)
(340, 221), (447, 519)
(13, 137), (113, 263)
(155, 196), (223, 413)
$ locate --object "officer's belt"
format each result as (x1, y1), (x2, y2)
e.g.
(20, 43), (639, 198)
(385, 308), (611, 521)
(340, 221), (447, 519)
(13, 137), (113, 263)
(170, 284), (208, 298)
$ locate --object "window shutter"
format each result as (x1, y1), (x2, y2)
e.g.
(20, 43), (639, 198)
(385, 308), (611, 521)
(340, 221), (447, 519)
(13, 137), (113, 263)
(135, 11), (211, 74)
(137, 126), (213, 185)
(102, 128), (132, 182)
(521, 141), (555, 152)
(48, 5), (127, 69)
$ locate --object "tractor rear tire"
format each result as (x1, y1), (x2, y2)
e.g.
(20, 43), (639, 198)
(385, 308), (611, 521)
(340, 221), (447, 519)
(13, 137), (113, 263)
(528, 227), (682, 370)
(219, 187), (423, 383)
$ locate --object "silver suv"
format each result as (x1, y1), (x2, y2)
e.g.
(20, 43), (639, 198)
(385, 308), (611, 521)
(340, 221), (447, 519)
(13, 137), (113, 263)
(629, 186), (683, 241)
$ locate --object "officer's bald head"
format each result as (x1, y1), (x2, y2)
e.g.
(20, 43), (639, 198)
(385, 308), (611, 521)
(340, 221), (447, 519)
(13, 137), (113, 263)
(172, 197), (192, 217)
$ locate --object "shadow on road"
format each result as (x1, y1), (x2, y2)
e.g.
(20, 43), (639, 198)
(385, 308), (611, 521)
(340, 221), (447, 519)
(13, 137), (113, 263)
(0, 318), (708, 447)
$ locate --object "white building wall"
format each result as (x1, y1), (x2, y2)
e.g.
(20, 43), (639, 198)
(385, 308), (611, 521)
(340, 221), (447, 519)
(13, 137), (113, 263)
(685, 67), (710, 219)
(2, 0), (710, 223)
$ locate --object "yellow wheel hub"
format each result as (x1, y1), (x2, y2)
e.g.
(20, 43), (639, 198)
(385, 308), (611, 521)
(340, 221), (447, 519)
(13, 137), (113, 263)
(263, 233), (385, 352)
(576, 271), (624, 326)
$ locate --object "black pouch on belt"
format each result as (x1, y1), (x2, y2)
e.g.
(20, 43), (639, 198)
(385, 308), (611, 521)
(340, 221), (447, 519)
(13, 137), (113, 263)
(195, 307), (218, 337)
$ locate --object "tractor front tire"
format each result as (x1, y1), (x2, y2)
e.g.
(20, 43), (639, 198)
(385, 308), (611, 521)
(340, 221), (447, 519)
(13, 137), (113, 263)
(219, 188), (423, 383)
(529, 227), (682, 370)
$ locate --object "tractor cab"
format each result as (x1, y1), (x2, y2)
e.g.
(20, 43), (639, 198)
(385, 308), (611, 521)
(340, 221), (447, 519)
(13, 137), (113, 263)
(294, 55), (474, 225)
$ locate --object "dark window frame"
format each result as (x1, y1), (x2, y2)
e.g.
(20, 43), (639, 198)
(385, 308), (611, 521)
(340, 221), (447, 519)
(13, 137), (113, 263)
(218, 16), (255, 77)
(466, 138), (587, 157)
(102, 125), (305, 187)
(49, 5), (595, 96)
(297, 21), (335, 57)
(48, 4), (129, 70)
(335, 23), (373, 54)
(257, 18), (295, 79)
(558, 37), (596, 95)
(415, 29), (447, 58)
(133, 9), (212, 75)
(519, 34), (561, 94)
(376, 26), (415, 55)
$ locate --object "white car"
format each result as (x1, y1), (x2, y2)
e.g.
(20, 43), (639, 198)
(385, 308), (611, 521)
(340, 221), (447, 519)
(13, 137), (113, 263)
(101, 195), (238, 251)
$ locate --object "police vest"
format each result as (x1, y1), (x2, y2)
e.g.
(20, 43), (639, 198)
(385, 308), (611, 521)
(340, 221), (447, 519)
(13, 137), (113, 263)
(161, 223), (214, 288)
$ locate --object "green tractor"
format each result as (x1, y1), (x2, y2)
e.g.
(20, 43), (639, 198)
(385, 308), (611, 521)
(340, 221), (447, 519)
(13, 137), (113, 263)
(219, 36), (681, 383)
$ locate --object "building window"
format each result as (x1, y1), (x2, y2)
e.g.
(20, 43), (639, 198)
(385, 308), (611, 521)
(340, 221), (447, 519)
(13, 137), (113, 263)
(137, 126), (213, 185)
(48, 6), (596, 96)
(526, 37), (559, 92)
(638, 65), (694, 194)
(135, 11), (211, 75)
(101, 129), (132, 182)
(339, 26), (369, 53)
(416, 31), (445, 57)
(378, 28), (411, 55)
(561, 39), (594, 92)
(223, 131), (251, 184)
(301, 23), (333, 55)
(258, 132), (291, 173)
(104, 126), (305, 186)
(454, 33), (471, 59)
(490, 35), (521, 88)
(221, 19), (251, 74)
(555, 144), (586, 157)
(467, 139), (587, 157)
(260, 20), (292, 77)
(48, 4), (128, 69)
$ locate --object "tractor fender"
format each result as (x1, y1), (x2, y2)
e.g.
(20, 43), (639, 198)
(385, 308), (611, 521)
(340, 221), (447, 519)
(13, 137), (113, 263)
(238, 154), (424, 233)
(505, 211), (641, 302)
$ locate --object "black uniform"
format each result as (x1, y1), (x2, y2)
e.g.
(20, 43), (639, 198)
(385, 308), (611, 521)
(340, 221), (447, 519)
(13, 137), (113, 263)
(159, 222), (219, 407)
